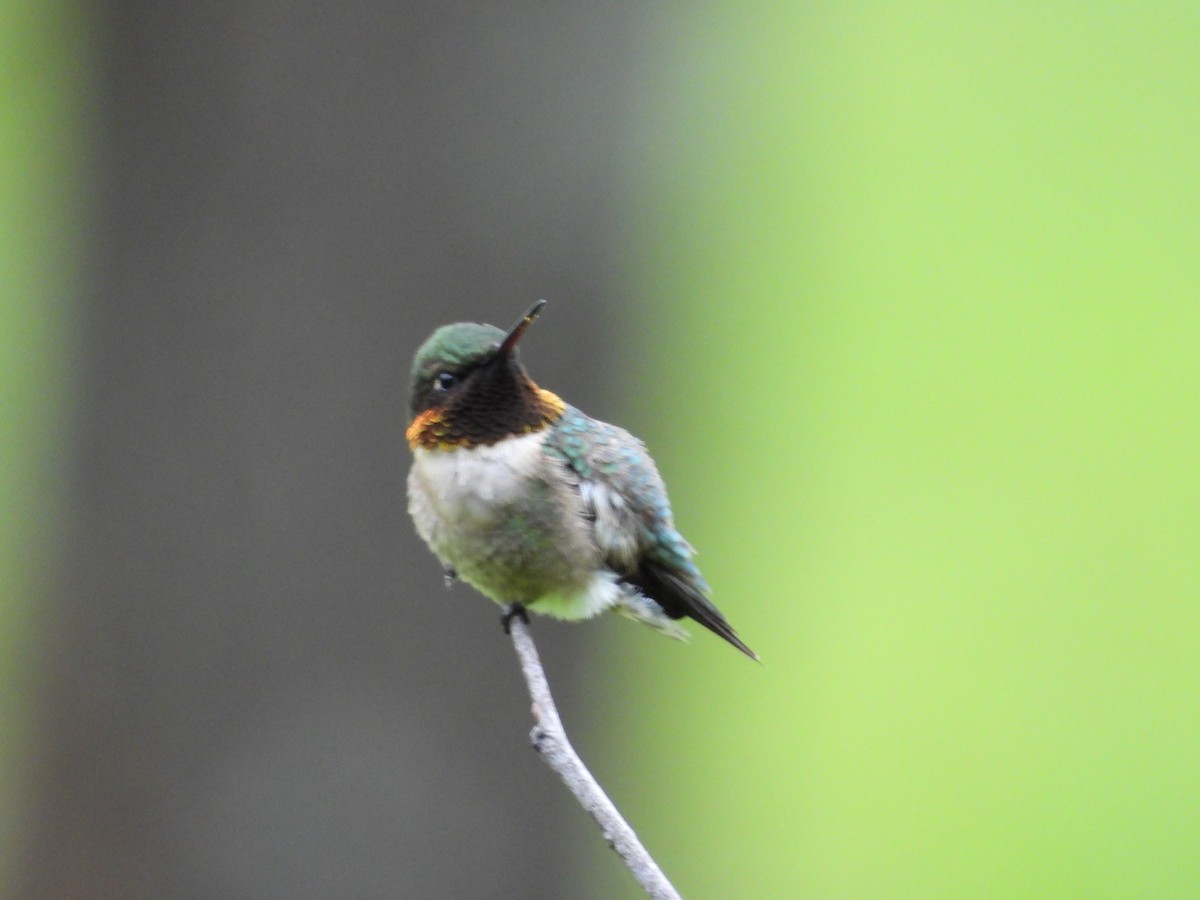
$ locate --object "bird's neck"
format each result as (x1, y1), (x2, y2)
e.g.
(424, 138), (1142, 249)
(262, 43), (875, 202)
(407, 377), (566, 451)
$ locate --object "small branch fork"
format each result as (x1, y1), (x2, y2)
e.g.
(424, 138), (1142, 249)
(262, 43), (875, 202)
(504, 605), (683, 900)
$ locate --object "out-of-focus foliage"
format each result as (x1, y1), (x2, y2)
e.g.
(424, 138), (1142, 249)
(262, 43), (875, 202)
(0, 1), (88, 892)
(593, 5), (1200, 897)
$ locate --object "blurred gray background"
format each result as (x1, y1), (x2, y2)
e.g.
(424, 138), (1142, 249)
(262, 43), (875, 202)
(24, 4), (644, 897)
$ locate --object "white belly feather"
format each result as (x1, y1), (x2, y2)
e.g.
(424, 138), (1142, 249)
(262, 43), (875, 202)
(407, 432), (620, 619)
(411, 431), (548, 522)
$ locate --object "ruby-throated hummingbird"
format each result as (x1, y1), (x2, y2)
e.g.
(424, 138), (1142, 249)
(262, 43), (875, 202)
(406, 301), (757, 660)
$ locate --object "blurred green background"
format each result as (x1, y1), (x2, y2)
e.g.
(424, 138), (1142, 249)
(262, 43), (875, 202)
(0, 0), (86, 886)
(6, 3), (1200, 898)
(592, 4), (1200, 898)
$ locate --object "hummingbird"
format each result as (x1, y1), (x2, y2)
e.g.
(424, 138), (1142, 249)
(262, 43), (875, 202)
(406, 301), (757, 660)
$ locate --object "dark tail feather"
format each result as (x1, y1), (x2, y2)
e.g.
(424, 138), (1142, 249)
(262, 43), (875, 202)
(624, 563), (760, 662)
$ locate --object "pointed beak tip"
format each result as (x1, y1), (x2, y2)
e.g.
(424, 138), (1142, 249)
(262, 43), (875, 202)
(498, 300), (548, 356)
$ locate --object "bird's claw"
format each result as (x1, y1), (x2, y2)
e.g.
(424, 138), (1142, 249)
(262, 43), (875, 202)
(501, 603), (529, 634)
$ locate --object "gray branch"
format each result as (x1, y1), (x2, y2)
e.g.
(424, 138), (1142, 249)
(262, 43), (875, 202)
(508, 617), (683, 900)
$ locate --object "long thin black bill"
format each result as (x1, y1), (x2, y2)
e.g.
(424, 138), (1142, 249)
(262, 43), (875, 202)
(498, 300), (547, 356)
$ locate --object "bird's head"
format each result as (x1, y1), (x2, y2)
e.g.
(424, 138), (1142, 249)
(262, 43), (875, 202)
(407, 301), (564, 450)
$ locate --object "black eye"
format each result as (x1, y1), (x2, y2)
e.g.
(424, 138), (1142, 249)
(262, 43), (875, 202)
(434, 371), (456, 391)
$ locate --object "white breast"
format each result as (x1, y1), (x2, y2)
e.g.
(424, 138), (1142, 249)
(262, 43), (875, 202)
(407, 430), (624, 619)
(409, 430), (547, 525)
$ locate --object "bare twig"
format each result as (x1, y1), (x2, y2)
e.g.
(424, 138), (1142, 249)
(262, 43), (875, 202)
(507, 615), (683, 900)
